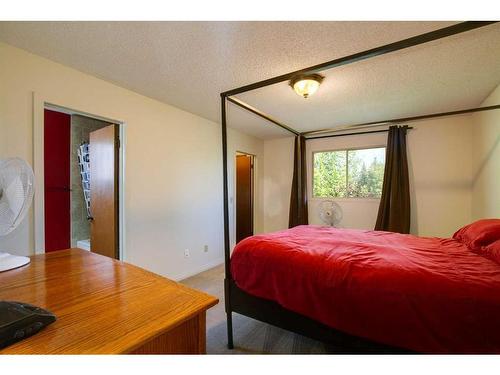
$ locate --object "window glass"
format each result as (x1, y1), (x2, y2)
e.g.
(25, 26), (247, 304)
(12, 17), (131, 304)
(313, 147), (385, 198)
(347, 148), (385, 198)
(313, 151), (347, 198)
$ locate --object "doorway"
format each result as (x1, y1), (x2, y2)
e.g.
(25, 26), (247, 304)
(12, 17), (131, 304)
(235, 153), (254, 243)
(43, 107), (121, 259)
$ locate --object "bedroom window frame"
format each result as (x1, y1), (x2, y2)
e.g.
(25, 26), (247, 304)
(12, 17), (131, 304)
(311, 145), (386, 200)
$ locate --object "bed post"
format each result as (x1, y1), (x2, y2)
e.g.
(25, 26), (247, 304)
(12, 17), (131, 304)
(221, 93), (234, 349)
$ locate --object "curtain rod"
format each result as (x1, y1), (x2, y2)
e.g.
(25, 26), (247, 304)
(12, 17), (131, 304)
(305, 127), (413, 140)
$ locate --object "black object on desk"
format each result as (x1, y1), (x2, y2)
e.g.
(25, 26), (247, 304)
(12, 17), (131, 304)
(0, 301), (56, 349)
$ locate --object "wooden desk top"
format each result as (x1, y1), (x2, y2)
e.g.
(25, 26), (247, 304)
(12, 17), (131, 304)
(0, 249), (218, 354)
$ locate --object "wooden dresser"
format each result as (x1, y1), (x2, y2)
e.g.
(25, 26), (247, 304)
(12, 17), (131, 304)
(0, 249), (218, 354)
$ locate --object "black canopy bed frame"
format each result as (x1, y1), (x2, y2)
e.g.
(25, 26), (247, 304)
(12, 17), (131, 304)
(220, 21), (500, 353)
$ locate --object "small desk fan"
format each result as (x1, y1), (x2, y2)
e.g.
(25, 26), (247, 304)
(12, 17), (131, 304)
(0, 158), (34, 272)
(318, 200), (343, 227)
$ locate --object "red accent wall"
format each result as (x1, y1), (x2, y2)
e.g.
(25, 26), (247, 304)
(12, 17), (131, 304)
(44, 109), (71, 252)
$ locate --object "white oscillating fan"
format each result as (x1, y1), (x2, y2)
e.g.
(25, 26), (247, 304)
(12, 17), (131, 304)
(318, 200), (343, 227)
(0, 158), (34, 272)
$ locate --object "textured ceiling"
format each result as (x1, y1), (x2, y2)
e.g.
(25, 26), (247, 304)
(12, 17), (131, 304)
(2, 21), (496, 139)
(237, 23), (500, 134)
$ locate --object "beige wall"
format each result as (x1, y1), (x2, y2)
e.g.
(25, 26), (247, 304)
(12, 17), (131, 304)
(471, 84), (500, 220)
(0, 42), (261, 280)
(407, 116), (473, 236)
(262, 137), (295, 232)
(263, 115), (475, 238)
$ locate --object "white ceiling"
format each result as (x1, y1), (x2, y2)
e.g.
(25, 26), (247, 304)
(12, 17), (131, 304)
(237, 23), (500, 134)
(1, 21), (497, 138)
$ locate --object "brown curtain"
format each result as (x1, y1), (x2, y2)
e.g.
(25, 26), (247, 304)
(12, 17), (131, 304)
(289, 135), (308, 228)
(375, 125), (410, 233)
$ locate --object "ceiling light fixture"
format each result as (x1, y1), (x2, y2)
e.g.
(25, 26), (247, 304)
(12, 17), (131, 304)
(289, 74), (324, 98)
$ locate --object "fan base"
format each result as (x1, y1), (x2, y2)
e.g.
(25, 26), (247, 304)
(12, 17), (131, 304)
(0, 252), (31, 272)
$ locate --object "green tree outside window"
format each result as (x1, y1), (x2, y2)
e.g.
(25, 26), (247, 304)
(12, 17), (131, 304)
(313, 147), (385, 198)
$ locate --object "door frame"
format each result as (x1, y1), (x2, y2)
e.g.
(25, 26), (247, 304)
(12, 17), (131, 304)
(33, 92), (126, 260)
(234, 151), (255, 245)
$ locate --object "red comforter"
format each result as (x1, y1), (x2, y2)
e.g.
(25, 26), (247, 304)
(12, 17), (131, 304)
(230, 225), (500, 353)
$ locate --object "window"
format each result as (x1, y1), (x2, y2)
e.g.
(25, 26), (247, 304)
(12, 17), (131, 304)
(313, 147), (386, 198)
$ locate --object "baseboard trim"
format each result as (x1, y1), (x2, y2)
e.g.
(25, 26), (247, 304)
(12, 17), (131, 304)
(174, 257), (224, 282)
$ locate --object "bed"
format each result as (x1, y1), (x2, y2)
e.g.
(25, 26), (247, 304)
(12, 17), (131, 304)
(220, 23), (500, 353)
(228, 220), (500, 353)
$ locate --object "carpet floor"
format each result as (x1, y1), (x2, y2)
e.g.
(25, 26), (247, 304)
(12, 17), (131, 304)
(181, 264), (335, 354)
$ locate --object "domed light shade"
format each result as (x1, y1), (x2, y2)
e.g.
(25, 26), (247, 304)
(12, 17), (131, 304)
(290, 74), (324, 98)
